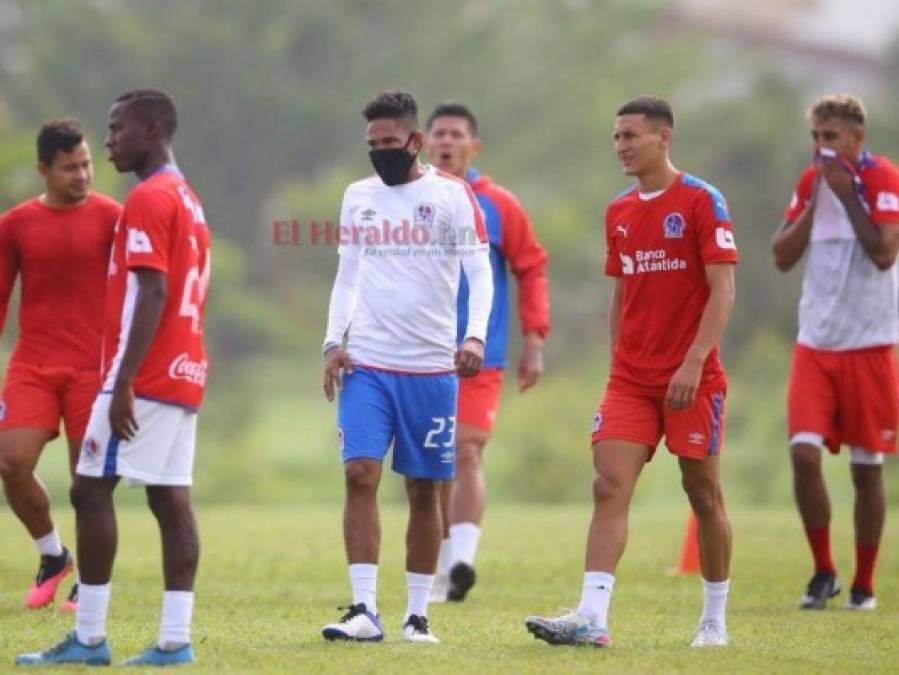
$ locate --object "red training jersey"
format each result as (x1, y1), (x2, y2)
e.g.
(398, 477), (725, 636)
(102, 168), (211, 410)
(604, 173), (739, 393)
(0, 193), (121, 369)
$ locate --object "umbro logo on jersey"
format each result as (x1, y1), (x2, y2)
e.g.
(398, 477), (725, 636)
(688, 432), (705, 445)
(663, 212), (686, 239)
(360, 208), (377, 222)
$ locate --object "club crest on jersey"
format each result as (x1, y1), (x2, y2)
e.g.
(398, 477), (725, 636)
(662, 212), (686, 239)
(413, 202), (436, 228)
(82, 437), (99, 458)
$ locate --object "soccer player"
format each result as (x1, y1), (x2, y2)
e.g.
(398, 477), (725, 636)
(525, 96), (738, 648)
(771, 94), (899, 611)
(320, 90), (493, 643)
(423, 103), (550, 603)
(0, 119), (120, 611)
(17, 88), (211, 667)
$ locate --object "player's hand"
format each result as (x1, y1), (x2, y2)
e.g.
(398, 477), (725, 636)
(517, 333), (544, 393)
(819, 155), (856, 199)
(666, 351), (704, 411)
(455, 338), (484, 378)
(109, 379), (138, 441)
(323, 347), (353, 402)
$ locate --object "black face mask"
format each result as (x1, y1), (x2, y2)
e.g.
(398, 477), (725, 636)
(369, 134), (417, 186)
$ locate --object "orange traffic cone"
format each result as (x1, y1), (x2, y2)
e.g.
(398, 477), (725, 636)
(675, 511), (701, 574)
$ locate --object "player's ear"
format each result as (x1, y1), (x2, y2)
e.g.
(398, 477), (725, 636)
(659, 125), (673, 148)
(471, 137), (482, 157)
(36, 161), (49, 179)
(409, 129), (424, 155)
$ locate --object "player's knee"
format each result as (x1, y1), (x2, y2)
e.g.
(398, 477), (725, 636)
(69, 479), (104, 513)
(146, 488), (190, 522)
(592, 471), (627, 504)
(0, 448), (31, 480)
(454, 443), (482, 473)
(344, 461), (379, 494)
(790, 444), (820, 473)
(682, 480), (719, 517)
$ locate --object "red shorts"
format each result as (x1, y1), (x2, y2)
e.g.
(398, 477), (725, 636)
(457, 368), (504, 432)
(787, 344), (898, 454)
(0, 361), (100, 440)
(591, 384), (727, 461)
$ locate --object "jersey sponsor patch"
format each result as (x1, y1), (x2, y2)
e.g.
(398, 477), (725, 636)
(127, 228), (153, 254)
(168, 353), (208, 386)
(715, 227), (737, 250)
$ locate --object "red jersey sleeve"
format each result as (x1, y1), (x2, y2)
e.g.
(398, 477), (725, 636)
(784, 166), (816, 223)
(695, 188), (739, 265)
(604, 205), (623, 278)
(864, 162), (899, 226)
(123, 187), (176, 273)
(0, 212), (18, 336)
(497, 193), (550, 338)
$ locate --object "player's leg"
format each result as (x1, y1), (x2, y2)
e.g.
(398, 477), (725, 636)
(526, 387), (658, 648)
(787, 345), (841, 609)
(440, 369), (502, 602)
(393, 371), (457, 643)
(847, 452), (883, 609)
(323, 369), (391, 642)
(665, 390), (730, 647)
(0, 363), (75, 608)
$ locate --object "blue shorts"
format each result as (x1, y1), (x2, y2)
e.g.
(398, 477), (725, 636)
(338, 367), (458, 480)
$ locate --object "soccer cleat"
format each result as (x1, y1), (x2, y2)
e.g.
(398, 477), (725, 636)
(59, 583), (79, 613)
(690, 620), (729, 647)
(799, 571), (841, 610)
(845, 587), (877, 611)
(122, 643), (195, 666)
(402, 615), (439, 643)
(15, 631), (111, 666)
(447, 562), (476, 602)
(26, 547), (74, 609)
(525, 611), (611, 648)
(430, 573), (449, 603)
(322, 604), (385, 642)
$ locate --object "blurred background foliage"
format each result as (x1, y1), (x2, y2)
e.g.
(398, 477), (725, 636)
(1, 0), (898, 508)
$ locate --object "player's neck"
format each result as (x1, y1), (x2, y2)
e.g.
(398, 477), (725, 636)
(404, 161), (426, 183)
(136, 149), (177, 181)
(636, 162), (679, 194)
(39, 191), (89, 209)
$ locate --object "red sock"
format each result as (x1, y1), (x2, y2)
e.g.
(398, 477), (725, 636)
(804, 527), (836, 574)
(852, 544), (879, 594)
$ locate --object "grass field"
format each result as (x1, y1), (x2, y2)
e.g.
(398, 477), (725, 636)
(1, 502), (897, 673)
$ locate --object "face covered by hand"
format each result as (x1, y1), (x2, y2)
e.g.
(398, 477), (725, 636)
(369, 133), (418, 186)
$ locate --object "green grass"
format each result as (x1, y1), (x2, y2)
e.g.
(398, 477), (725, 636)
(1, 502), (897, 673)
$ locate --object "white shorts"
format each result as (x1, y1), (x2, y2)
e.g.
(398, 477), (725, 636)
(76, 393), (198, 486)
(790, 432), (884, 466)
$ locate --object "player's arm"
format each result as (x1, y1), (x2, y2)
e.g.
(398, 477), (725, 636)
(456, 182), (493, 378)
(821, 159), (899, 269)
(0, 214), (19, 336)
(322, 252), (360, 402)
(667, 263), (735, 410)
(608, 278), (623, 364)
(109, 268), (167, 440)
(500, 196), (550, 392)
(772, 173), (820, 272)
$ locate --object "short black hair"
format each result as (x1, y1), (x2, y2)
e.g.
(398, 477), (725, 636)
(616, 95), (674, 128)
(362, 90), (419, 130)
(114, 88), (178, 138)
(426, 102), (478, 135)
(37, 118), (84, 165)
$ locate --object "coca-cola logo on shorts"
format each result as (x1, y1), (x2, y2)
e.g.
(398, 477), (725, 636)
(168, 353), (208, 386)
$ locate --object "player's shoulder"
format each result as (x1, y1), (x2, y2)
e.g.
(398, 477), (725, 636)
(471, 174), (523, 210)
(88, 191), (123, 214)
(863, 153), (899, 182)
(0, 197), (41, 224)
(125, 174), (179, 210)
(679, 173), (730, 220)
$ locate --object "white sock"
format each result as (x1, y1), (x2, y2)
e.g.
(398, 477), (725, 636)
(700, 578), (729, 627)
(35, 528), (63, 557)
(76, 583), (110, 646)
(405, 572), (434, 621)
(437, 538), (453, 576)
(449, 522), (481, 566)
(158, 591), (193, 650)
(576, 571), (615, 629)
(349, 563), (378, 614)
